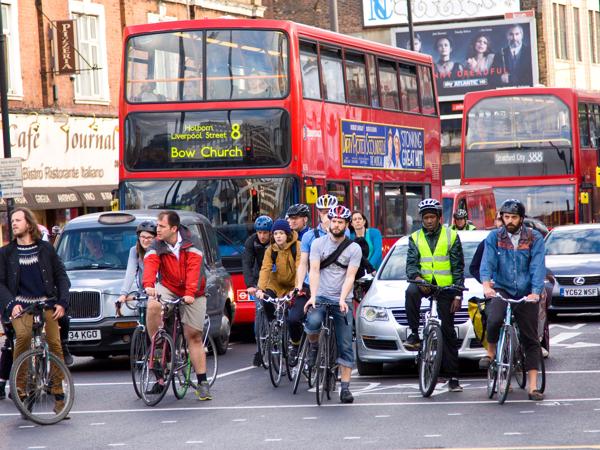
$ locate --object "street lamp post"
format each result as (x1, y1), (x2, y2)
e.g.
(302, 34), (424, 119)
(0, 5), (15, 239)
(407, 0), (415, 51)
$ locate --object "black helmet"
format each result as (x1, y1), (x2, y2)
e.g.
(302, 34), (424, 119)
(418, 198), (442, 216)
(499, 199), (525, 217)
(286, 203), (310, 218)
(453, 209), (468, 220)
(136, 220), (157, 235)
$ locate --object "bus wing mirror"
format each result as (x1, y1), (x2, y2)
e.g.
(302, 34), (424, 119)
(305, 186), (318, 204)
(597, 167), (600, 189)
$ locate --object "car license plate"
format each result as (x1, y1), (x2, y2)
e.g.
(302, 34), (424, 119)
(560, 287), (599, 297)
(69, 329), (100, 341)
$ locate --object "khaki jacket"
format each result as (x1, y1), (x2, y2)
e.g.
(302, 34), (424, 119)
(258, 232), (301, 297)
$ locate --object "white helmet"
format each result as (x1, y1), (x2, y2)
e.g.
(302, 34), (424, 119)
(418, 198), (442, 216)
(316, 194), (338, 209)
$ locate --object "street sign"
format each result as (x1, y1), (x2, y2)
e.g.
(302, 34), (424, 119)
(0, 157), (24, 198)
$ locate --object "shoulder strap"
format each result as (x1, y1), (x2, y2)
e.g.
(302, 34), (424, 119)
(271, 242), (298, 265)
(320, 238), (353, 270)
(313, 227), (321, 239)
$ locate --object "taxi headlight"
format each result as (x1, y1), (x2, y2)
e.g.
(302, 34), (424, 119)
(360, 306), (388, 322)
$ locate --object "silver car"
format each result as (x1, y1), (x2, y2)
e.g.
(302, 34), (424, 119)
(355, 230), (489, 375)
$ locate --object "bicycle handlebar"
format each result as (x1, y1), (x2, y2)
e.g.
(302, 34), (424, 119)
(11, 297), (58, 320)
(494, 293), (537, 304)
(261, 288), (299, 304)
(408, 279), (468, 293)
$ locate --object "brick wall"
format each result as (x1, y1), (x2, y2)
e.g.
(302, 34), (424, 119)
(265, 0), (363, 33)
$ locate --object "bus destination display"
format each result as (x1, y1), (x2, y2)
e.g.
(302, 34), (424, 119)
(169, 123), (244, 162)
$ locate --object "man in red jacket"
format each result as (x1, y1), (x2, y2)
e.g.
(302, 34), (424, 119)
(143, 211), (211, 400)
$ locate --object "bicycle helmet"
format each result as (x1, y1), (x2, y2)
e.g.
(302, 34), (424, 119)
(286, 203), (310, 218)
(418, 198), (442, 216)
(327, 205), (352, 221)
(453, 209), (468, 220)
(136, 220), (157, 235)
(316, 194), (338, 210)
(499, 199), (525, 217)
(254, 215), (273, 232)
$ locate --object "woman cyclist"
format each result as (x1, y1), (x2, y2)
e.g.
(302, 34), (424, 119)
(117, 221), (157, 304)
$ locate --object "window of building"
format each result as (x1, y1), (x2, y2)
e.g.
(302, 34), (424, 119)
(553, 3), (569, 60)
(366, 54), (379, 108)
(70, 0), (110, 103)
(300, 42), (321, 100)
(591, 11), (600, 64)
(320, 47), (345, 103)
(417, 65), (435, 115)
(399, 63), (419, 112)
(345, 52), (368, 105)
(573, 7), (582, 62)
(378, 59), (399, 110)
(1, 0), (22, 98)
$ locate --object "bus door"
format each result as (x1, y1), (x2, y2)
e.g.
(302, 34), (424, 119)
(305, 177), (325, 227)
(352, 179), (373, 224)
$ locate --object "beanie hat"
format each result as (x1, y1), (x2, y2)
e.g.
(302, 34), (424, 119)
(271, 219), (291, 234)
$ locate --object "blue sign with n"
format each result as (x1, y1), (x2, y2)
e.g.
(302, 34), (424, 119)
(368, 0), (393, 21)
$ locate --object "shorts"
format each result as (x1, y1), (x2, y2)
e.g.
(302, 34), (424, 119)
(157, 284), (206, 333)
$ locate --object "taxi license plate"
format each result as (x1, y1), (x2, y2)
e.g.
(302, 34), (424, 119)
(560, 287), (599, 297)
(69, 329), (100, 341)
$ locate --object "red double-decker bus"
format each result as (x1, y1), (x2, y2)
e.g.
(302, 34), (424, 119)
(461, 87), (600, 227)
(119, 19), (442, 326)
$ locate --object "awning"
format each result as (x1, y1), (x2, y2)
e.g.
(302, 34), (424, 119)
(0, 187), (82, 210)
(71, 185), (117, 207)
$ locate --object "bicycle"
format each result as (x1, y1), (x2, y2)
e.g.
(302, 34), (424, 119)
(9, 300), (74, 425)
(117, 291), (149, 399)
(311, 302), (348, 406)
(291, 331), (316, 394)
(262, 290), (297, 387)
(252, 295), (270, 369)
(140, 295), (217, 406)
(485, 294), (545, 405)
(408, 280), (467, 397)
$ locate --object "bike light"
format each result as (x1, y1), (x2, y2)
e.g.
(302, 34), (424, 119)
(360, 306), (388, 322)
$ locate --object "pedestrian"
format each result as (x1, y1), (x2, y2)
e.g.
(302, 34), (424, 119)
(349, 211), (383, 269)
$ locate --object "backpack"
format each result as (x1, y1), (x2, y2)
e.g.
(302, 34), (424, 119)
(468, 298), (489, 349)
(271, 242), (298, 266)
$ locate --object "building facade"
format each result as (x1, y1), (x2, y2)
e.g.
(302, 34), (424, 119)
(0, 0), (264, 243)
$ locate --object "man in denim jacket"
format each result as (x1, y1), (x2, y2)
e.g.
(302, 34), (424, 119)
(479, 199), (546, 401)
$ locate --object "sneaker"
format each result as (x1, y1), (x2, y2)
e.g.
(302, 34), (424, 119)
(448, 378), (463, 392)
(62, 346), (74, 367)
(404, 333), (421, 350)
(0, 381), (5, 400)
(479, 355), (492, 370)
(195, 381), (212, 401)
(528, 389), (544, 401)
(288, 344), (299, 367)
(252, 351), (262, 367)
(541, 347), (549, 359)
(307, 344), (318, 367)
(340, 388), (354, 404)
(144, 382), (164, 395)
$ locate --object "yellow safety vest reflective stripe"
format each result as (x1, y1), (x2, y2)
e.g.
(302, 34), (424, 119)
(411, 226), (457, 287)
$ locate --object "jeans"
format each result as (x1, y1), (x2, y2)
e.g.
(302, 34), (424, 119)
(304, 296), (354, 368)
(287, 291), (309, 345)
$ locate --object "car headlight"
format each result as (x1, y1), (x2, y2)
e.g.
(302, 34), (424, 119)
(360, 306), (388, 322)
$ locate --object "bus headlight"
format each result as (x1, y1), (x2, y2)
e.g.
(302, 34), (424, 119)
(360, 306), (388, 322)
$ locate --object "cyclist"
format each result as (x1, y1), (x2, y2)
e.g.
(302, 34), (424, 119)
(405, 198), (465, 392)
(292, 194), (340, 362)
(143, 210), (212, 401)
(479, 199), (546, 401)
(117, 221), (157, 304)
(242, 215), (273, 366)
(286, 204), (311, 240)
(0, 207), (70, 414)
(256, 219), (301, 321)
(303, 205), (361, 404)
(451, 209), (477, 231)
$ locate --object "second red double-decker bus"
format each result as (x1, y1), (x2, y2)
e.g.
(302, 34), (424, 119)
(461, 87), (600, 227)
(119, 19), (442, 326)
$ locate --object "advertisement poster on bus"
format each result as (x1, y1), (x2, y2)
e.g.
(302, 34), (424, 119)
(393, 17), (538, 101)
(340, 119), (424, 171)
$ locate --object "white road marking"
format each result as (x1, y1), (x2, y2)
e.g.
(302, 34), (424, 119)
(27, 447), (46, 449)
(19, 425), (35, 428)
(550, 332), (581, 344)
(504, 432), (524, 436)
(424, 434), (441, 437)
(302, 417), (317, 420)
(91, 422), (106, 425)
(344, 437), (361, 440)
(520, 411), (535, 414)
(448, 413), (462, 416)
(185, 441), (204, 444)
(584, 430), (600, 433)
(161, 420), (177, 423)
(232, 418), (247, 422)
(549, 323), (585, 330)
(550, 332), (600, 349)
(375, 415), (390, 418)
(265, 438), (282, 442)
(108, 444), (126, 447)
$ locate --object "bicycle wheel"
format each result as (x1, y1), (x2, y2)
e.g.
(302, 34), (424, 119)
(292, 335), (308, 395)
(486, 360), (497, 399)
(418, 324), (444, 397)
(204, 333), (218, 387)
(172, 332), (191, 399)
(268, 322), (284, 387)
(283, 322), (293, 382)
(140, 332), (175, 407)
(130, 326), (148, 399)
(10, 349), (74, 425)
(315, 330), (328, 406)
(536, 347), (546, 393)
(497, 326), (514, 405)
(256, 307), (270, 369)
(327, 326), (338, 400)
(513, 343), (526, 390)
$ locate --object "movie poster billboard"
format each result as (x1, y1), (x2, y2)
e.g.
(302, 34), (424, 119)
(340, 119), (424, 171)
(393, 18), (538, 101)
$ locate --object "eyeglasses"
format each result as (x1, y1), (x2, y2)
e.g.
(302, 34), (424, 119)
(139, 235), (154, 241)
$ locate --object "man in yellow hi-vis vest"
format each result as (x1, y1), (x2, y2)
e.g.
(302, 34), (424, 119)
(405, 198), (465, 392)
